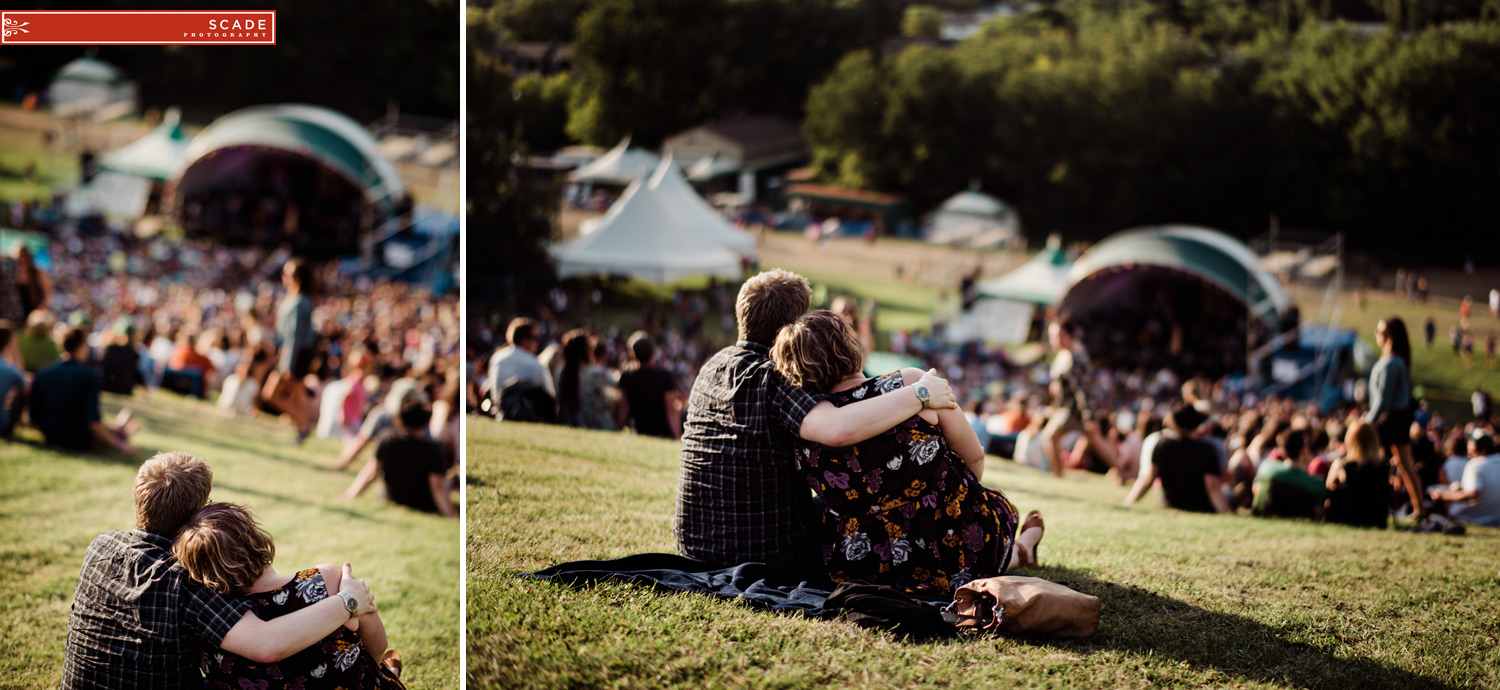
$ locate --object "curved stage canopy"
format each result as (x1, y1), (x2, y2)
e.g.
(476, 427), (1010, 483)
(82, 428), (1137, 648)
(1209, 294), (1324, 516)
(180, 104), (404, 208)
(1064, 225), (1288, 329)
(174, 104), (406, 257)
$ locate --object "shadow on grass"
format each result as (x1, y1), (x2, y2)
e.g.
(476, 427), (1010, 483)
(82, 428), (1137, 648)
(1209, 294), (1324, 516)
(5, 430), (166, 467)
(215, 482), (393, 524)
(118, 405), (346, 473)
(1021, 566), (1462, 690)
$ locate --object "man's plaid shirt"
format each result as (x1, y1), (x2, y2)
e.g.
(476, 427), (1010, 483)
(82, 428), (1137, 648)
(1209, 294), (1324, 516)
(676, 340), (824, 564)
(62, 529), (254, 690)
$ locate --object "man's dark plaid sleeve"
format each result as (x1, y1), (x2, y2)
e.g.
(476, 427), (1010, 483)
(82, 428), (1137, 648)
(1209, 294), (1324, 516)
(769, 377), (824, 437)
(180, 578), (255, 647)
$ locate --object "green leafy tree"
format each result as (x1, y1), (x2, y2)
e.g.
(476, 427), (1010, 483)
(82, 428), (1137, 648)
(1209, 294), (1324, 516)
(902, 5), (946, 38)
(467, 39), (560, 296)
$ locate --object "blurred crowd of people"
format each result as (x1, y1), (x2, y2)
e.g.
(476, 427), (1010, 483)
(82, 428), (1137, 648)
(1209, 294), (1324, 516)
(478, 275), (1498, 532)
(0, 231), (459, 518)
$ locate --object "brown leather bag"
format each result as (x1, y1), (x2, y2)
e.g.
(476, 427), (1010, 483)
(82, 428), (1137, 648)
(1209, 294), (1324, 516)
(948, 576), (1101, 638)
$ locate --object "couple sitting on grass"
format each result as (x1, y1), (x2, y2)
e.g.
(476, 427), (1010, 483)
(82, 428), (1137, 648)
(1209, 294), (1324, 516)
(62, 452), (405, 690)
(676, 269), (1046, 596)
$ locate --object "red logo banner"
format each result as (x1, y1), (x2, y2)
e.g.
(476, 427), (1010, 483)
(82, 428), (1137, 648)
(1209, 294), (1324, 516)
(1, 10), (275, 45)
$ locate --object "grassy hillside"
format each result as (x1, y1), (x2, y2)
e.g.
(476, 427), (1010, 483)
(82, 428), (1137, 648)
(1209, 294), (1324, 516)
(0, 392), (459, 689)
(468, 417), (1499, 690)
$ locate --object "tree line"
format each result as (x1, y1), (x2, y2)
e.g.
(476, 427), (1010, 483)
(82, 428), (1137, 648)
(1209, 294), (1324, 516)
(471, 0), (1500, 276)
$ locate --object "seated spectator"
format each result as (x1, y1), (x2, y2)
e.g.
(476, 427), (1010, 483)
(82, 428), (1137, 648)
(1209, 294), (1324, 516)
(1011, 407), (1051, 472)
(1252, 428), (1327, 519)
(555, 329), (618, 431)
(31, 328), (139, 453)
(487, 317), (554, 417)
(99, 319), (145, 396)
(1123, 403), (1231, 513)
(0, 325), (24, 437)
(336, 377), (420, 470)
(168, 332), (216, 376)
(340, 387), (457, 517)
(617, 331), (683, 439)
(1324, 421), (1390, 528)
(1430, 431), (1500, 527)
(1439, 428), (1470, 485)
(18, 309), (60, 373)
(219, 349), (273, 419)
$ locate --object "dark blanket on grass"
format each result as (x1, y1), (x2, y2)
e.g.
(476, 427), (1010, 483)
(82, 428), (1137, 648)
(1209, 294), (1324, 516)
(525, 553), (841, 615)
(524, 553), (953, 639)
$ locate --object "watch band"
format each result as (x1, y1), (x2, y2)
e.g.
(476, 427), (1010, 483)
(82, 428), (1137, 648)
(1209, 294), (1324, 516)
(914, 383), (931, 409)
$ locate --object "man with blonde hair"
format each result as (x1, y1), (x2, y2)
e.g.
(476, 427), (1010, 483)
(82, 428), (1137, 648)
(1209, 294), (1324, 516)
(677, 269), (959, 567)
(63, 451), (379, 690)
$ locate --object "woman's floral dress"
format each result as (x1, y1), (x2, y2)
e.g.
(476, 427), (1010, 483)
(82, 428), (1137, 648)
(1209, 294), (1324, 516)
(797, 371), (1018, 596)
(204, 568), (405, 690)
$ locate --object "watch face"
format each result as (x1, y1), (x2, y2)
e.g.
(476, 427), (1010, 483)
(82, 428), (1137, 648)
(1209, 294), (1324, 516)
(915, 384), (929, 399)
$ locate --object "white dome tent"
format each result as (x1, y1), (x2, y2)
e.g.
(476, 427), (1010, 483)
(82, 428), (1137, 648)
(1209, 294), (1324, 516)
(551, 178), (743, 284)
(568, 135), (661, 186)
(928, 186), (1021, 249)
(49, 56), (138, 119)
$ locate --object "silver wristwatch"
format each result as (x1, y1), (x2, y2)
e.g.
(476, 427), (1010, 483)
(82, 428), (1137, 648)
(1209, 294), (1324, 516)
(338, 592), (360, 618)
(913, 383), (932, 409)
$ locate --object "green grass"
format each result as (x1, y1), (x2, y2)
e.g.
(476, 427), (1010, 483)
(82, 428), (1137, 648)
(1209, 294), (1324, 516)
(0, 144), (76, 206)
(1291, 285), (1500, 420)
(0, 392), (459, 689)
(468, 418), (1500, 689)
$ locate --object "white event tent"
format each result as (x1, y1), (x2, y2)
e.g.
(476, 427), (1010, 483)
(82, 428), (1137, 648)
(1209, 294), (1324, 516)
(568, 135), (661, 185)
(645, 155), (757, 253)
(552, 178), (744, 284)
(100, 108), (191, 181)
(945, 235), (1072, 344)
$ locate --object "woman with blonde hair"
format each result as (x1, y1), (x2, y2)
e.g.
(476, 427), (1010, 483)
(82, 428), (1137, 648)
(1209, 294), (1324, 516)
(173, 502), (406, 689)
(770, 310), (1045, 596)
(1325, 420), (1391, 528)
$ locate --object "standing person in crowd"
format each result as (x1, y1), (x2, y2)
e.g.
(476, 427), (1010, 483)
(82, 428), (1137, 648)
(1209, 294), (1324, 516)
(555, 329), (617, 431)
(1324, 421), (1390, 528)
(1123, 403), (1230, 514)
(340, 387), (457, 517)
(262, 258), (316, 442)
(1423, 316), (1435, 350)
(617, 331), (684, 439)
(1368, 317), (1426, 519)
(1040, 318), (1116, 477)
(1251, 428), (1327, 519)
(1450, 324), (1461, 354)
(487, 317), (555, 422)
(1491, 288), (1499, 320)
(31, 328), (139, 453)
(0, 325), (24, 437)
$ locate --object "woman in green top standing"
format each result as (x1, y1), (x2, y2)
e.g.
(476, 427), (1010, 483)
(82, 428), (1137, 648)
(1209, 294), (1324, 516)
(263, 258), (317, 443)
(1366, 316), (1423, 519)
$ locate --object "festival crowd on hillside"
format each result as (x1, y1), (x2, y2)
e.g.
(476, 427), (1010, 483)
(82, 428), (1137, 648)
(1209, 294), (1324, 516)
(0, 232), (459, 518)
(477, 279), (1500, 533)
